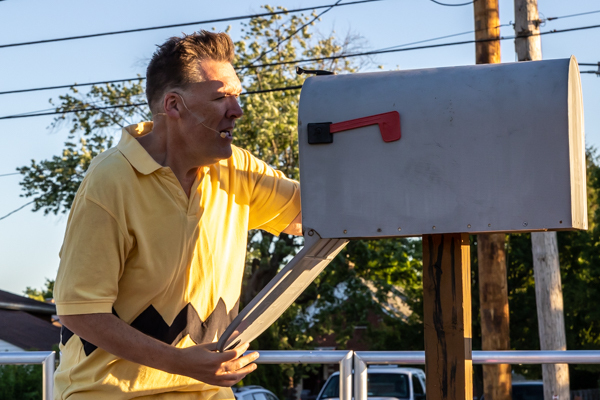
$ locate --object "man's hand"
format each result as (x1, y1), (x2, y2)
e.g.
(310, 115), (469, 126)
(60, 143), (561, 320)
(176, 342), (258, 386)
(59, 313), (258, 387)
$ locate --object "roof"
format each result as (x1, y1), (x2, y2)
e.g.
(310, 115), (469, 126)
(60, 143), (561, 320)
(0, 309), (60, 351)
(0, 289), (56, 314)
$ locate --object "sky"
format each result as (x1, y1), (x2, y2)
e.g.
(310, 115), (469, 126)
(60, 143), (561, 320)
(0, 0), (599, 296)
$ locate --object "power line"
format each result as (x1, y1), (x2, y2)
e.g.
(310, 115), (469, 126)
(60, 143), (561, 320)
(1, 21), (599, 119)
(430, 0), (474, 6)
(242, 0), (343, 69)
(243, 85), (302, 95)
(236, 22), (600, 70)
(376, 22), (513, 53)
(0, 77), (144, 95)
(546, 9), (600, 22)
(0, 200), (35, 221)
(0, 85), (304, 120)
(0, 102), (148, 120)
(2, 8), (598, 96)
(0, 172), (20, 177)
(0, 0), (381, 49)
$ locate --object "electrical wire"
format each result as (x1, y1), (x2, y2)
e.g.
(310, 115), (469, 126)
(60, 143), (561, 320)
(0, 85), (304, 120)
(0, 0), (381, 49)
(0, 172), (20, 177)
(0, 102), (148, 120)
(0, 200), (35, 221)
(546, 9), (600, 21)
(376, 22), (513, 53)
(236, 22), (600, 70)
(241, 0), (343, 69)
(0, 77), (144, 95)
(430, 0), (474, 6)
(2, 21), (599, 119)
(2, 8), (598, 96)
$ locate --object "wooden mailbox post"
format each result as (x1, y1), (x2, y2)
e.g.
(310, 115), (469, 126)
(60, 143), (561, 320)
(219, 58), (586, 400)
(423, 233), (472, 400)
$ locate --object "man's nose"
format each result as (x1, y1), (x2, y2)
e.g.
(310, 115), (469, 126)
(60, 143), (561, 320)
(227, 98), (243, 119)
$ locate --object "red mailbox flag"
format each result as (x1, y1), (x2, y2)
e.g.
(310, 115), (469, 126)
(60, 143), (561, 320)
(307, 111), (401, 144)
(330, 111), (401, 142)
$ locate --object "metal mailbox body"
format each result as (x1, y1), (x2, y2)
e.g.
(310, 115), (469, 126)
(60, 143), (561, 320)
(298, 57), (586, 238)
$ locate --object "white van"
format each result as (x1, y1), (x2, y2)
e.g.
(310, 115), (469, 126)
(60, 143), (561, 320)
(316, 367), (426, 400)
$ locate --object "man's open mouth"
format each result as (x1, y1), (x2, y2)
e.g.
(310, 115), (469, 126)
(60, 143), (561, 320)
(220, 130), (233, 139)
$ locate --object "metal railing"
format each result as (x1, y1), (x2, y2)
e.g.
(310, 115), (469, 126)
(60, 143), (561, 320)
(354, 350), (600, 400)
(0, 351), (55, 400)
(4, 349), (600, 400)
(253, 351), (353, 400)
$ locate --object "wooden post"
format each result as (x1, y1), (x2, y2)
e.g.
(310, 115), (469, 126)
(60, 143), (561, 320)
(423, 233), (472, 400)
(473, 0), (501, 65)
(477, 235), (512, 400)
(473, 2), (512, 400)
(514, 1), (570, 399)
(532, 233), (570, 400)
(514, 0), (542, 61)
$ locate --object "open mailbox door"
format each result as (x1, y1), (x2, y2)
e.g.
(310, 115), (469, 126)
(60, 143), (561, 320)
(217, 232), (347, 351)
(217, 57), (586, 352)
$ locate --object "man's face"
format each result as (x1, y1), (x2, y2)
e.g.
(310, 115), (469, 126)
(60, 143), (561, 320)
(171, 59), (243, 164)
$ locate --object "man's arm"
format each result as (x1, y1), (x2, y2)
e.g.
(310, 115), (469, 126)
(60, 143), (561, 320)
(282, 211), (302, 236)
(59, 313), (258, 387)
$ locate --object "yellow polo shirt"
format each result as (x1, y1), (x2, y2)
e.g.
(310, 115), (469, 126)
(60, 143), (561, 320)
(53, 122), (300, 400)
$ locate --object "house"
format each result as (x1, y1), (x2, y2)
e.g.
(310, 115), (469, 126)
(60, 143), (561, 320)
(0, 289), (60, 352)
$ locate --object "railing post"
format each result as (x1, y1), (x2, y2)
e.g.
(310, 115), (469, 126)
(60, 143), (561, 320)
(339, 351), (353, 400)
(42, 352), (55, 400)
(353, 352), (367, 400)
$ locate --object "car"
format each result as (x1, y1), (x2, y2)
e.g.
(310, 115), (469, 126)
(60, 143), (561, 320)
(511, 381), (544, 400)
(316, 367), (426, 400)
(479, 381), (543, 400)
(233, 385), (280, 400)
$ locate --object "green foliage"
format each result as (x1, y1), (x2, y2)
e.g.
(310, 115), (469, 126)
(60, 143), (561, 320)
(24, 279), (55, 302)
(18, 79), (147, 215)
(0, 365), (42, 400)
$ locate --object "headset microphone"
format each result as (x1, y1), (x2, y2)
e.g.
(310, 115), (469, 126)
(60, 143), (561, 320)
(155, 92), (228, 139)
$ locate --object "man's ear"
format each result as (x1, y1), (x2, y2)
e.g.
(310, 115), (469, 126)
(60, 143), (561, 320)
(163, 92), (182, 118)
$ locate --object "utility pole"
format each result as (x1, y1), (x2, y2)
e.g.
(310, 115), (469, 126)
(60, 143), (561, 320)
(514, 3), (570, 400)
(473, 2), (512, 400)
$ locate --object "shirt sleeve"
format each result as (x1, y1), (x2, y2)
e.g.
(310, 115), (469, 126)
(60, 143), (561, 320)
(54, 195), (130, 315)
(243, 150), (301, 236)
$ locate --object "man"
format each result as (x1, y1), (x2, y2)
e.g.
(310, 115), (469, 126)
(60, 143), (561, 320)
(53, 31), (302, 399)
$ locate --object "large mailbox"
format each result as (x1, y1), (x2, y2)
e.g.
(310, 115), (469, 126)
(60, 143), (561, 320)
(298, 57), (587, 238)
(217, 57), (587, 353)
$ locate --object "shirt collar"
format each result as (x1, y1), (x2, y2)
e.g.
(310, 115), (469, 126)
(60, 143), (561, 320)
(117, 122), (163, 175)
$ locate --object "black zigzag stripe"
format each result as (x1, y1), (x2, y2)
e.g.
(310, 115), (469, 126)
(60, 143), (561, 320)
(61, 299), (239, 356)
(60, 308), (119, 347)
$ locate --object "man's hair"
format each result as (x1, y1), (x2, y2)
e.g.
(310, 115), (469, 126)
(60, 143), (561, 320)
(146, 30), (235, 112)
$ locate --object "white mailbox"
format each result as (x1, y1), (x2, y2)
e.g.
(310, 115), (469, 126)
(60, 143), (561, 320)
(298, 57), (587, 238)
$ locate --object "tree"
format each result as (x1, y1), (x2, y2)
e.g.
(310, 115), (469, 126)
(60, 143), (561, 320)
(0, 365), (43, 400)
(24, 279), (54, 302)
